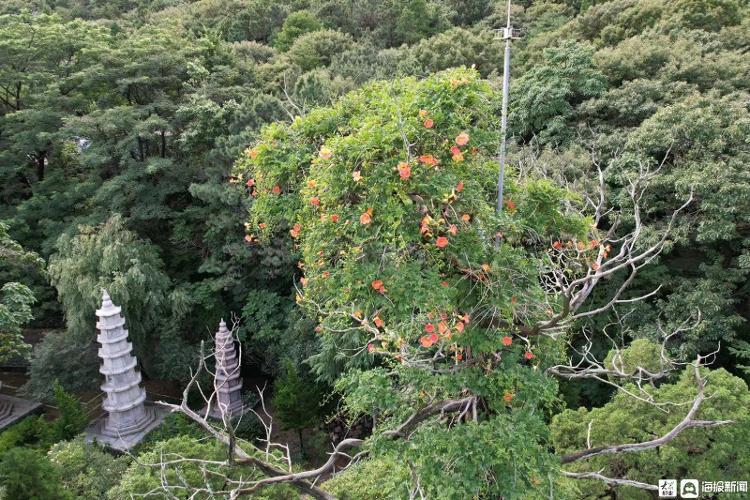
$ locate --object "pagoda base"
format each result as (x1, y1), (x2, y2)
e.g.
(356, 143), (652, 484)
(200, 400), (246, 421)
(86, 403), (170, 451)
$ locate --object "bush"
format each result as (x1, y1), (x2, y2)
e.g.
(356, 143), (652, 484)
(49, 380), (88, 442)
(0, 447), (70, 500)
(274, 11), (322, 51)
(0, 416), (49, 454)
(286, 29), (354, 72)
(48, 438), (129, 499)
(134, 413), (205, 453)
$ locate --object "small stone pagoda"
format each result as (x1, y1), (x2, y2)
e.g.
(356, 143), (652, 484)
(86, 290), (165, 450)
(205, 319), (244, 419)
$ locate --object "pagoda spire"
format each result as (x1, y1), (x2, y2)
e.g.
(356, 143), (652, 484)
(207, 319), (243, 419)
(87, 289), (163, 449)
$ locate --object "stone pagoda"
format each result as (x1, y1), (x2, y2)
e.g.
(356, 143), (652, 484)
(86, 290), (165, 450)
(205, 319), (244, 419)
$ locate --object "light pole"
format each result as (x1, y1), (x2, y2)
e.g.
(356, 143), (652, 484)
(496, 0), (518, 214)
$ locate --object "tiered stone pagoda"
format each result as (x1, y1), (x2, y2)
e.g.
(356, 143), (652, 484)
(86, 290), (166, 450)
(205, 319), (244, 419)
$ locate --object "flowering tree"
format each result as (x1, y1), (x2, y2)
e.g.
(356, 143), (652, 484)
(149, 68), (740, 498)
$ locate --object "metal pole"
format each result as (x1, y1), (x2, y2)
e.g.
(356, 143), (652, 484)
(496, 0), (512, 215)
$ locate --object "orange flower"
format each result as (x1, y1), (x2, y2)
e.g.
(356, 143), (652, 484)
(423, 118), (434, 129)
(318, 146), (333, 159)
(321, 271), (330, 278)
(456, 181), (464, 193)
(352, 171), (362, 182)
(246, 178), (255, 187)
(452, 151), (464, 162)
(420, 335), (437, 348)
(461, 213), (471, 222)
(591, 262), (600, 271)
(419, 109), (429, 118)
(552, 240), (562, 250)
(310, 197), (320, 207)
(247, 148), (259, 159)
(504, 198), (516, 211)
(436, 236), (449, 248)
(371, 279), (383, 291)
(360, 209), (372, 225)
(300, 277), (308, 286)
(502, 336), (512, 346)
(438, 321), (448, 335)
(455, 352), (463, 361)
(455, 321), (465, 333)
(418, 154), (439, 167)
(524, 351), (535, 360)
(367, 343), (375, 353)
(397, 161), (411, 180)
(330, 214), (339, 223)
(244, 234), (255, 243)
(455, 132), (470, 146)
(590, 239), (600, 248)
(272, 185), (281, 194)
(424, 323), (435, 334)
(307, 180), (317, 188)
(440, 281), (449, 287)
(374, 316), (384, 328)
(290, 223), (301, 238)
(503, 392), (513, 403)
(450, 145), (461, 155)
(448, 224), (458, 236)
(258, 223), (267, 230)
(420, 215), (432, 235)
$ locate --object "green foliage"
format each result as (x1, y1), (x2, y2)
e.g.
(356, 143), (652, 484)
(0, 416), (49, 455)
(49, 381), (88, 442)
(273, 360), (328, 433)
(0, 221), (43, 362)
(47, 438), (129, 500)
(274, 11), (322, 51)
(286, 29), (354, 72)
(552, 366), (750, 498)
(323, 455), (410, 499)
(107, 435), (296, 499)
(0, 447), (70, 500)
(394, 0), (450, 45)
(3, 1), (750, 496)
(106, 436), (228, 499)
(133, 412), (206, 453)
(511, 41), (606, 143)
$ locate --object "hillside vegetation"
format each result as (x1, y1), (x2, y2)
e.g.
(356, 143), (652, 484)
(1, 1), (749, 498)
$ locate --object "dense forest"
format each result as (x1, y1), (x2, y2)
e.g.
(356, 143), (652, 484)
(1, 0), (749, 498)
